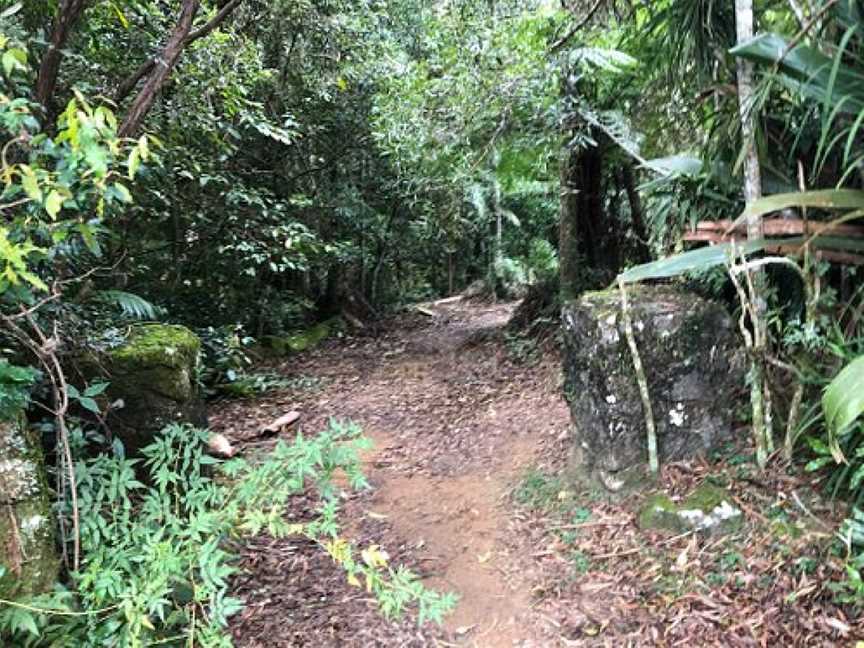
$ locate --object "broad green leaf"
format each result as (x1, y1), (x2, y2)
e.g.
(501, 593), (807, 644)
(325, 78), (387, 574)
(84, 382), (110, 397)
(113, 183), (133, 203)
(732, 33), (864, 114)
(77, 223), (102, 257)
(0, 3), (22, 19)
(45, 190), (64, 219)
(127, 148), (140, 179)
(642, 155), (702, 177)
(1, 47), (26, 77)
(740, 189), (864, 222)
(617, 239), (784, 284)
(823, 355), (864, 439)
(79, 397), (100, 414)
(19, 165), (42, 202)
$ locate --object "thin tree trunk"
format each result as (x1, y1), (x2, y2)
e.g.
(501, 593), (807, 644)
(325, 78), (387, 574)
(118, 0), (200, 138)
(736, 0), (771, 467)
(35, 0), (89, 111)
(621, 165), (651, 263)
(559, 146), (581, 302)
(448, 247), (454, 296)
(736, 0), (763, 215)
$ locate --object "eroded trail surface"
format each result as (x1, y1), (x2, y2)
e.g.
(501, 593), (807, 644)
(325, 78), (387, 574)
(216, 298), (571, 647)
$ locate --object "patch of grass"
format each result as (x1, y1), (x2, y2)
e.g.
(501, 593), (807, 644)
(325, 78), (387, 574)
(719, 550), (743, 571)
(705, 571), (726, 587)
(514, 469), (596, 522)
(515, 468), (567, 510)
(569, 550), (591, 575)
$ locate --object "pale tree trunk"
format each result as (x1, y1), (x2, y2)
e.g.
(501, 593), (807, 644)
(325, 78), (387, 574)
(735, 0), (772, 467)
(494, 182), (503, 266)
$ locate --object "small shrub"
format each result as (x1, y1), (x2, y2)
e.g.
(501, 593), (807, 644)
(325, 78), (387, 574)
(0, 421), (455, 646)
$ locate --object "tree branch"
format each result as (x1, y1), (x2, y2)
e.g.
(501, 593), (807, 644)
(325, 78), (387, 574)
(115, 0), (244, 104)
(118, 0), (201, 137)
(35, 0), (89, 110)
(550, 0), (605, 53)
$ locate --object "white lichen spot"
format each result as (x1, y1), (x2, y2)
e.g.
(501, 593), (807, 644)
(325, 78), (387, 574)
(636, 320), (645, 332)
(605, 394), (617, 404)
(19, 515), (46, 541)
(600, 320), (620, 344)
(0, 458), (38, 501)
(669, 403), (686, 427)
(679, 501), (741, 531)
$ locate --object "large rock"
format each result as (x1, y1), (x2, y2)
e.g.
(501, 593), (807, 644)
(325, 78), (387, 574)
(562, 285), (743, 491)
(0, 415), (58, 599)
(86, 324), (206, 454)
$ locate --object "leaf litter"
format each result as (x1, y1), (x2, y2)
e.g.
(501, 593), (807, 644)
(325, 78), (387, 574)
(212, 298), (862, 646)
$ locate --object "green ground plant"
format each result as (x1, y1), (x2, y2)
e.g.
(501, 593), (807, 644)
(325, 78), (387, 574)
(0, 421), (455, 646)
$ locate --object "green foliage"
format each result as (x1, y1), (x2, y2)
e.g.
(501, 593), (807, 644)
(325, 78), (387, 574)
(835, 508), (864, 605)
(93, 291), (161, 321)
(823, 355), (864, 446)
(0, 359), (38, 420)
(0, 421), (455, 646)
(525, 238), (558, 282)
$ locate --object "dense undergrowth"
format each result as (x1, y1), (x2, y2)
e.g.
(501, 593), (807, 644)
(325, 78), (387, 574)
(0, 422), (455, 645)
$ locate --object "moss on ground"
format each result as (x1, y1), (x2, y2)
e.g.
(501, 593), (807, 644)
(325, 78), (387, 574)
(262, 318), (339, 356)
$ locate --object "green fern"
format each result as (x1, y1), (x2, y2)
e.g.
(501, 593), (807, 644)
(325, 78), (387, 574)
(94, 290), (160, 320)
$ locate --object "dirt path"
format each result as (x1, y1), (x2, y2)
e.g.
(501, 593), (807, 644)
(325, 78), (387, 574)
(215, 298), (864, 647)
(217, 298), (571, 646)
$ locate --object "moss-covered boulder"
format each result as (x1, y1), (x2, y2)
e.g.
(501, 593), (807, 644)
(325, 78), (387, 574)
(86, 324), (206, 455)
(638, 484), (743, 537)
(0, 415), (58, 599)
(563, 285), (743, 491)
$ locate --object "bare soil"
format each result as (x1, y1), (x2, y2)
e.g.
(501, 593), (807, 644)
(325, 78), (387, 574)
(216, 297), (863, 647)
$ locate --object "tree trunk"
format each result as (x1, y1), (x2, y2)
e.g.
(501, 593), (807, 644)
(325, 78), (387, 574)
(735, 0), (763, 216)
(559, 146), (581, 302)
(35, 0), (89, 111)
(118, 0), (200, 138)
(621, 164), (651, 263)
(736, 0), (771, 468)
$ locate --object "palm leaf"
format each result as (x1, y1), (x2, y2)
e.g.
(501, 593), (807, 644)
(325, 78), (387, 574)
(823, 355), (864, 462)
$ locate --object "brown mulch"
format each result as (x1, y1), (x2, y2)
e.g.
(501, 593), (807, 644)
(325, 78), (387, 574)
(508, 438), (862, 646)
(213, 297), (862, 647)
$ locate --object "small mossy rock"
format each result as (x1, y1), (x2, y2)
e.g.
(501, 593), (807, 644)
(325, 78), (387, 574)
(638, 484), (743, 537)
(562, 285), (744, 492)
(0, 414), (58, 599)
(84, 324), (206, 455)
(637, 493), (683, 533)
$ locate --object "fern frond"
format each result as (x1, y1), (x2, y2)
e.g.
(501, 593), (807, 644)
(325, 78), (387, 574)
(95, 290), (160, 320)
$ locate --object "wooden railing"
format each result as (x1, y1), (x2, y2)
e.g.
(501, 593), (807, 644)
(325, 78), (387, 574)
(682, 217), (864, 265)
